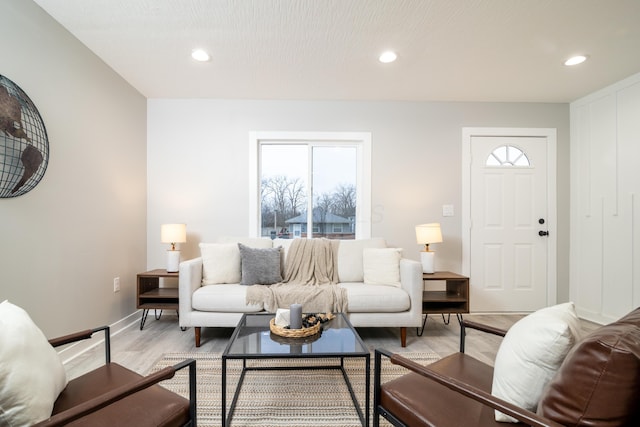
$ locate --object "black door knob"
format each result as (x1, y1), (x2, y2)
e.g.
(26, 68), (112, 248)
(539, 230), (549, 236)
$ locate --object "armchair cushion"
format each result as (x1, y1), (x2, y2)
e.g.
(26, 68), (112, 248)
(537, 307), (640, 426)
(381, 353), (497, 426)
(0, 300), (68, 426)
(491, 302), (582, 422)
(51, 363), (190, 427)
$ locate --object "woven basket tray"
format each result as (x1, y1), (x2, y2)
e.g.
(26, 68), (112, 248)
(270, 331), (322, 345)
(269, 318), (321, 338)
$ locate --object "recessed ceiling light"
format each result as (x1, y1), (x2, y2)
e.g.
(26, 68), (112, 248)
(191, 49), (210, 62)
(564, 55), (588, 66)
(379, 51), (397, 63)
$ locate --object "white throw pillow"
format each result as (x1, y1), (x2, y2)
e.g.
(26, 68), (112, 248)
(0, 300), (68, 426)
(492, 302), (582, 422)
(362, 247), (402, 287)
(272, 238), (294, 259)
(199, 243), (242, 284)
(337, 238), (387, 282)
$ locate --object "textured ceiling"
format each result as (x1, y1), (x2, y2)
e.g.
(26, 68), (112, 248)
(34, 0), (640, 102)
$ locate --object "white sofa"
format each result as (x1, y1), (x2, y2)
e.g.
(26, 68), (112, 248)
(179, 237), (423, 347)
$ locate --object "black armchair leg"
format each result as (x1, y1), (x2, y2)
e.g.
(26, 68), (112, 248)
(374, 349), (412, 427)
(374, 350), (381, 427)
(174, 358), (197, 427)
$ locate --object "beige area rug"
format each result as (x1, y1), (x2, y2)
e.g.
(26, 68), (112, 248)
(150, 352), (440, 427)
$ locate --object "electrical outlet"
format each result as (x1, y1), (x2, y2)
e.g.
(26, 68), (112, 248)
(113, 277), (120, 293)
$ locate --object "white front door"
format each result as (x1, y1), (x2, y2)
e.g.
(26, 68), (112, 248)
(463, 128), (556, 312)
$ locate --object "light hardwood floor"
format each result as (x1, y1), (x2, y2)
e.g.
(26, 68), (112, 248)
(63, 311), (598, 379)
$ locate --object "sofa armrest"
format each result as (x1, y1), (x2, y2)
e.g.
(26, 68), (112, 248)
(375, 350), (563, 427)
(34, 359), (197, 427)
(399, 258), (423, 321)
(179, 257), (203, 325)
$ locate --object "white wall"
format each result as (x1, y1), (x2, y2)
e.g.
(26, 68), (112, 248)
(147, 99), (571, 303)
(570, 72), (640, 323)
(0, 0), (147, 337)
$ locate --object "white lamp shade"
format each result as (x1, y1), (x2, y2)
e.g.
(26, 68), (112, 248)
(161, 224), (187, 244)
(415, 223), (443, 245)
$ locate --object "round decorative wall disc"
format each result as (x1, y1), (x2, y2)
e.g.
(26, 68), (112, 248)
(0, 74), (49, 198)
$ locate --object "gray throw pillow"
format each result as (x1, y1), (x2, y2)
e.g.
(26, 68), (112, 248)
(238, 243), (283, 285)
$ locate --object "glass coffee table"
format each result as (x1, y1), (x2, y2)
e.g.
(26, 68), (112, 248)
(221, 312), (370, 427)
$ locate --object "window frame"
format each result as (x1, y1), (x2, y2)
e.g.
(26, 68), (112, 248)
(486, 144), (531, 167)
(249, 131), (372, 239)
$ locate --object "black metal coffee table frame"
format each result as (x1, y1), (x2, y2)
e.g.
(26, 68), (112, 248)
(221, 313), (370, 427)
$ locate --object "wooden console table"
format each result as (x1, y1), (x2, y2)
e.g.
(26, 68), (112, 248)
(417, 271), (469, 336)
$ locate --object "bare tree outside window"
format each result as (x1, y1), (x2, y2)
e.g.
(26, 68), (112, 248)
(260, 144), (357, 239)
(261, 175), (307, 236)
(332, 183), (356, 219)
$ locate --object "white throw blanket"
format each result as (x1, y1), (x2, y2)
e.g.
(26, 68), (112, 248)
(245, 238), (348, 313)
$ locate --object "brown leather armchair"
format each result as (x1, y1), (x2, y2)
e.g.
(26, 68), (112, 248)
(374, 307), (640, 427)
(34, 326), (196, 427)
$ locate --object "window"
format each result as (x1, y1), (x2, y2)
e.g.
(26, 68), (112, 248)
(249, 132), (371, 239)
(486, 145), (530, 167)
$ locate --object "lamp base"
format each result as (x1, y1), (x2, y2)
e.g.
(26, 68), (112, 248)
(420, 251), (436, 274)
(166, 250), (181, 273)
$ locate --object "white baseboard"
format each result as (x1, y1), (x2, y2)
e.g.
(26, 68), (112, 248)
(57, 311), (141, 364)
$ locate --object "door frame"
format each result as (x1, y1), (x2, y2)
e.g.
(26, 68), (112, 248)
(461, 127), (558, 310)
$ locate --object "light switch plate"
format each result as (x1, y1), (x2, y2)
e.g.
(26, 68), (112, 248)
(442, 204), (454, 217)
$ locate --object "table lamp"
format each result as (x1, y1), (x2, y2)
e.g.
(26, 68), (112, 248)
(415, 223), (442, 274)
(161, 223), (186, 272)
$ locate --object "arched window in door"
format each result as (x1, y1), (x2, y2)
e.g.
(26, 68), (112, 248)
(486, 145), (530, 166)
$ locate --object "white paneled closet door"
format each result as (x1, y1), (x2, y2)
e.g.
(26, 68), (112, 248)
(570, 72), (640, 324)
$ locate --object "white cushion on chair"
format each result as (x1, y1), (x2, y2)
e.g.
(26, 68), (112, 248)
(0, 300), (68, 426)
(491, 302), (582, 422)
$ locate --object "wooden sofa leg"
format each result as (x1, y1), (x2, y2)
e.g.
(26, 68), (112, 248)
(400, 327), (407, 347)
(195, 327), (201, 347)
